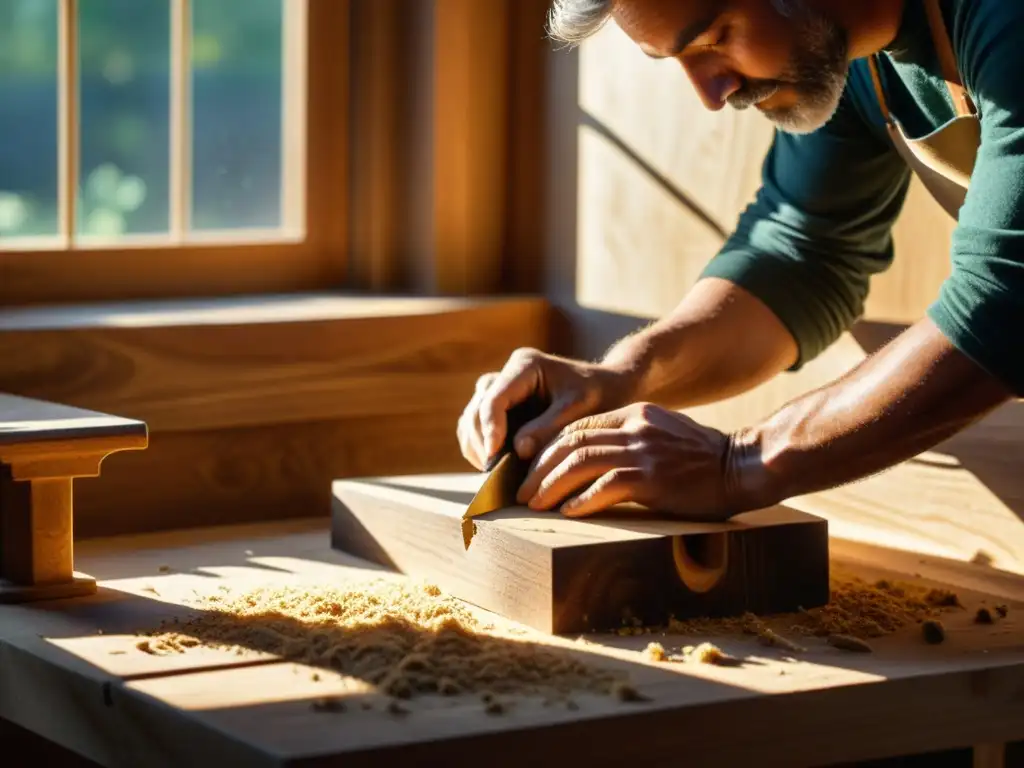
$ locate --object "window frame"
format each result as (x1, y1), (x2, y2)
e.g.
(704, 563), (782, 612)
(0, 0), (349, 307)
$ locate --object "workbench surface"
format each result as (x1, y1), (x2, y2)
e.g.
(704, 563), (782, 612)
(1, 519), (1022, 767)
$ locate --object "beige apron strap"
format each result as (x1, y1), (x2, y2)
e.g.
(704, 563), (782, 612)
(922, 0), (976, 117)
(869, 0), (976, 122)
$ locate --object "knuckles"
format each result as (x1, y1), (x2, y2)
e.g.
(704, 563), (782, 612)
(508, 346), (541, 368)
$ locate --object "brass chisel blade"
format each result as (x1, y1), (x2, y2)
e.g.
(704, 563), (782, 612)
(460, 394), (548, 550)
(461, 451), (529, 549)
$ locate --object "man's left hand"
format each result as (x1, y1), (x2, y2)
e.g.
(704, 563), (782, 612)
(515, 402), (743, 521)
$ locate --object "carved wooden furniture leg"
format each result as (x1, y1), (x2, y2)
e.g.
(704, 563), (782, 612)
(0, 394), (148, 603)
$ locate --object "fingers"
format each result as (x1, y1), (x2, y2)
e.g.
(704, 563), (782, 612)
(513, 395), (608, 461)
(478, 352), (542, 462)
(457, 373), (498, 469)
(517, 428), (631, 508)
(561, 468), (643, 518)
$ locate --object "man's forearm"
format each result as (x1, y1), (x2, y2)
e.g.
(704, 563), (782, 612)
(601, 277), (799, 409)
(728, 317), (1013, 508)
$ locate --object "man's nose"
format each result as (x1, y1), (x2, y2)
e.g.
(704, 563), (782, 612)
(682, 61), (742, 111)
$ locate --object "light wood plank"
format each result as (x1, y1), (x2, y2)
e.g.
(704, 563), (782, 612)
(0, 295), (549, 433)
(787, 401), (1024, 578)
(1, 521), (1022, 767)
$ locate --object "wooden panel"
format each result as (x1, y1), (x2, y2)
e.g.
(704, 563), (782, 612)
(866, 177), (957, 324)
(788, 400), (1024, 578)
(0, 294), (549, 539)
(72, 411), (469, 539)
(2, 521), (1024, 767)
(503, 0), (551, 294)
(574, 21), (772, 319)
(332, 473), (829, 634)
(0, 295), (549, 434)
(432, 0), (512, 295)
(347, 0), (405, 291)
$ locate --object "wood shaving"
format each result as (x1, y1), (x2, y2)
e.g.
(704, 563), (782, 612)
(138, 579), (631, 701)
(975, 608), (995, 625)
(683, 642), (737, 666)
(311, 697), (346, 713)
(755, 627), (806, 654)
(386, 699), (408, 716)
(922, 620), (945, 644)
(664, 575), (961, 640)
(611, 681), (650, 703)
(996, 604), (1009, 618)
(925, 588), (961, 608)
(644, 642), (667, 662)
(827, 634), (873, 653)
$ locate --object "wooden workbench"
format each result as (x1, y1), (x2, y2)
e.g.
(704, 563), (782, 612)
(1, 519), (1022, 767)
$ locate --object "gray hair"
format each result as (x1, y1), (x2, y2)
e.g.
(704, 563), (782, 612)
(546, 0), (613, 47)
(547, 0), (805, 48)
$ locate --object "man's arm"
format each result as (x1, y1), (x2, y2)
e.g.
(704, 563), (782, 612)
(731, 0), (1024, 507)
(728, 317), (1013, 508)
(602, 78), (913, 411)
(601, 276), (799, 409)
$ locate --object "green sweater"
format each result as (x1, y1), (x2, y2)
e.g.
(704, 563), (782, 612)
(700, 0), (1024, 396)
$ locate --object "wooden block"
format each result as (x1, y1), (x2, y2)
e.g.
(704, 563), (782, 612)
(331, 473), (830, 634)
(0, 394), (147, 602)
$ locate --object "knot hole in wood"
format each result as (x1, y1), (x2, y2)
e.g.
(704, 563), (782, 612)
(672, 533), (729, 594)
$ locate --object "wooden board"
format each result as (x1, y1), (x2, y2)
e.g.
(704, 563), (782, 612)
(331, 473), (830, 634)
(1, 521), (1023, 767)
(0, 294), (549, 434)
(0, 294), (549, 537)
(0, 393), (142, 445)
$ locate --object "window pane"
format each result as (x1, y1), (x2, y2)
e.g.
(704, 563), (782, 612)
(192, 0), (283, 231)
(0, 0), (59, 240)
(79, 0), (171, 238)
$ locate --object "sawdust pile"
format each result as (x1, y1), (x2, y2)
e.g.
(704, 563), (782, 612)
(140, 580), (627, 701)
(661, 575), (962, 640)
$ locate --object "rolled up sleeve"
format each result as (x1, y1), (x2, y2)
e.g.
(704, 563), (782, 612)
(701, 82), (912, 369)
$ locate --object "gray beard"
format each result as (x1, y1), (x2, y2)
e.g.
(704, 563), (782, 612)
(728, 0), (850, 134)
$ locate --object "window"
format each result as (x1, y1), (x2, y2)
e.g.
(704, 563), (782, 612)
(0, 0), (348, 306)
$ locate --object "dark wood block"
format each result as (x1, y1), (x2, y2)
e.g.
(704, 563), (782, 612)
(331, 473), (830, 634)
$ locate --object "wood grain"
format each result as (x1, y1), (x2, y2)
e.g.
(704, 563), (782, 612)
(70, 410), (471, 539)
(503, 0), (551, 294)
(0, 294), (550, 434)
(331, 473), (830, 633)
(347, 0), (405, 292)
(0, 295), (548, 539)
(0, 476), (73, 586)
(432, 0), (511, 295)
(2, 520), (1024, 767)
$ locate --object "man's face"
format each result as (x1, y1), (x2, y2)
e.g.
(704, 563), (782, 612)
(611, 0), (850, 134)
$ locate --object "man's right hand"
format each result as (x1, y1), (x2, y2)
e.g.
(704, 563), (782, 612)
(457, 347), (637, 470)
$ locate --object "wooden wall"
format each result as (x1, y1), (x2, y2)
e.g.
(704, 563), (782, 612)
(542, 22), (1024, 577)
